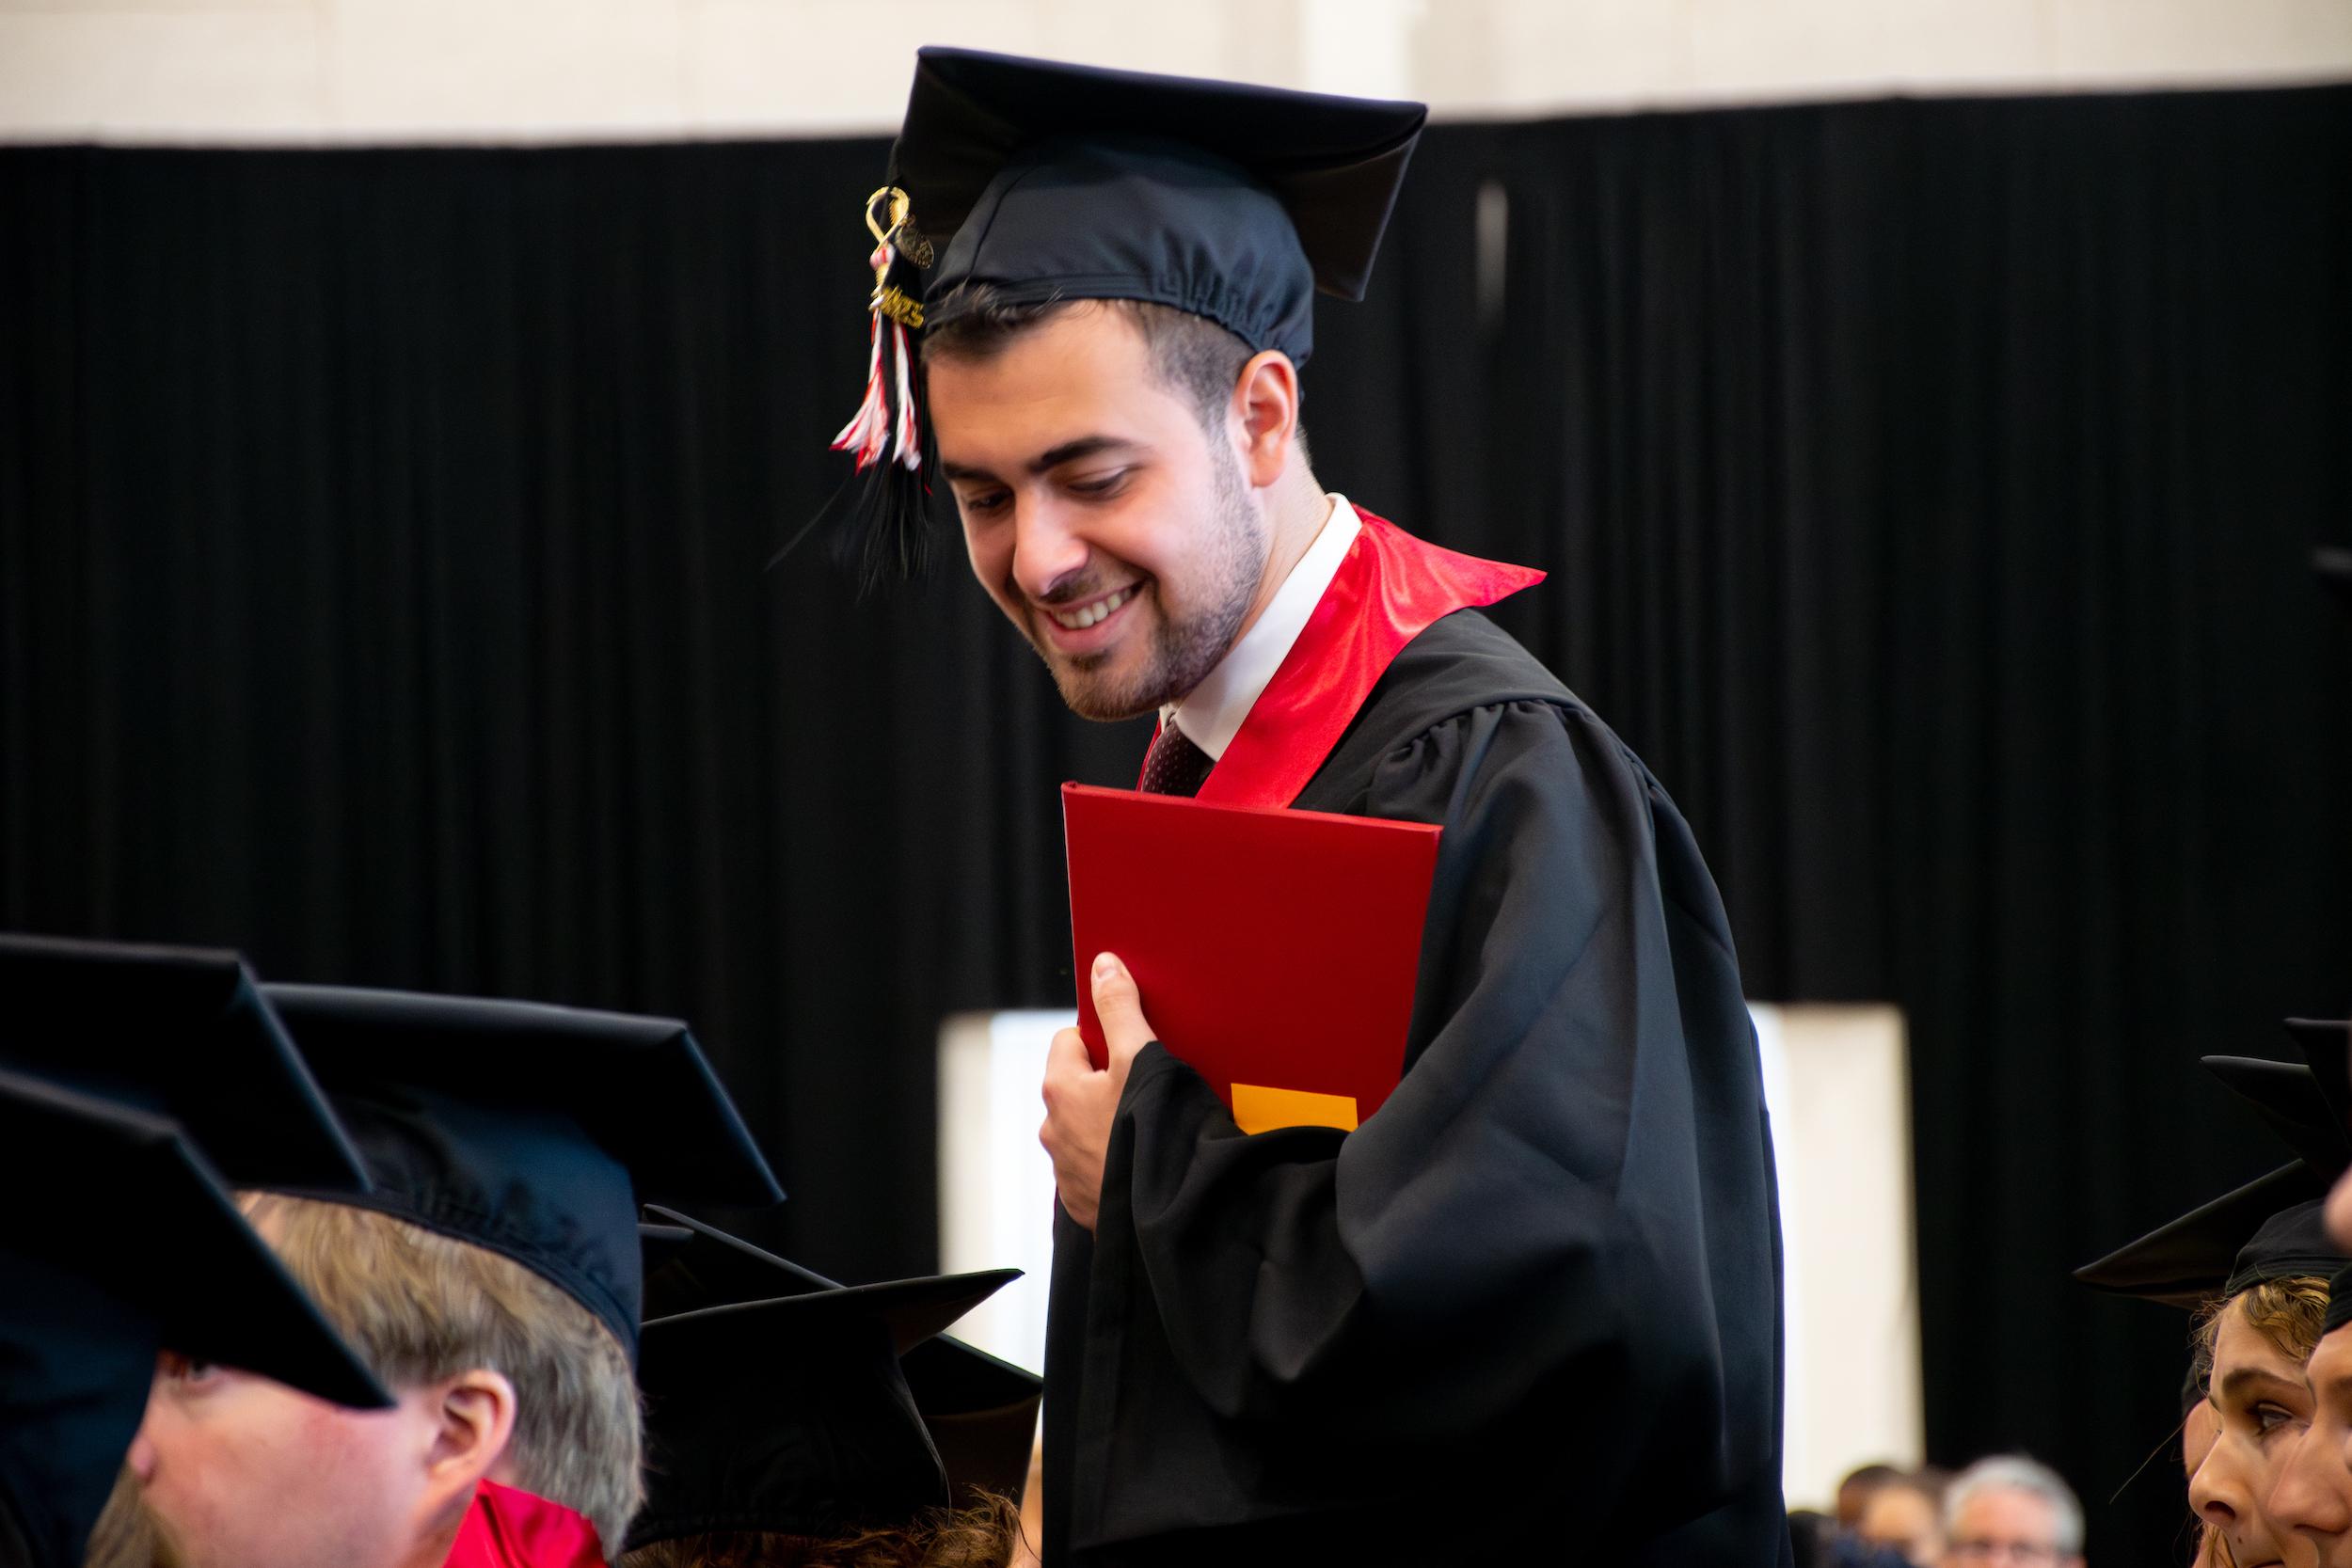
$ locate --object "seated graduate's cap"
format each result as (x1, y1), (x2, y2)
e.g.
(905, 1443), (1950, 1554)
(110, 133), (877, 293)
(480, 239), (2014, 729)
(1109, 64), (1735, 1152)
(631, 1206), (1036, 1544)
(2283, 1018), (2352, 1107)
(2201, 1052), (2352, 1181)
(794, 46), (1426, 589)
(0, 932), (371, 1191)
(2224, 1200), (2347, 1296)
(259, 986), (786, 1362)
(2078, 1030), (2352, 1307)
(0, 1069), (392, 1568)
(2076, 1164), (2329, 1307)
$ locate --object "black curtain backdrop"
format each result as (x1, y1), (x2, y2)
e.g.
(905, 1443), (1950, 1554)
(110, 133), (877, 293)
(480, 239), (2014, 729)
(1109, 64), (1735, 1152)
(4, 86), (2347, 1560)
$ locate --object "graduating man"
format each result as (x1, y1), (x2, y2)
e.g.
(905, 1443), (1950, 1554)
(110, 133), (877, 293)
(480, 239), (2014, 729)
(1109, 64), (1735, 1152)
(809, 49), (1787, 1564)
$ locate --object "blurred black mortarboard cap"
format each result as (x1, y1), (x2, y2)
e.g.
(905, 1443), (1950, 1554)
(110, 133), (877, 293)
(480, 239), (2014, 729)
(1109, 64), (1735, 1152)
(261, 987), (786, 1362)
(2282, 1019), (2352, 1121)
(0, 1069), (391, 1568)
(0, 932), (371, 1192)
(639, 1207), (1040, 1523)
(791, 47), (1426, 591)
(2076, 1164), (2328, 1307)
(2078, 1036), (2352, 1307)
(895, 1332), (1044, 1509)
(2201, 1053), (2352, 1183)
(630, 1254), (1019, 1544)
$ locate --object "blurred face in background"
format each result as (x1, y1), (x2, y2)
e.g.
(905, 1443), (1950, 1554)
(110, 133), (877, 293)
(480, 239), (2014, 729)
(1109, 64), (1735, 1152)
(1859, 1481), (1946, 1567)
(2195, 1295), (2320, 1568)
(1941, 1485), (2081, 1568)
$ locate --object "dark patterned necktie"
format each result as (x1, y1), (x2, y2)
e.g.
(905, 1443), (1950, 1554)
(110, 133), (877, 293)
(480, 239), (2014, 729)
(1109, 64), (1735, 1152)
(1140, 719), (1215, 798)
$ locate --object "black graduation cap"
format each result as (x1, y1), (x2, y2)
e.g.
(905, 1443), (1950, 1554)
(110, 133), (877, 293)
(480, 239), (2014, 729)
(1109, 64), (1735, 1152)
(2076, 1039), (2352, 1307)
(2282, 1018), (2352, 1117)
(630, 1207), (1036, 1546)
(2076, 1164), (2331, 1307)
(904, 46), (1429, 353)
(2202, 1053), (2352, 1180)
(794, 46), (1427, 590)
(259, 986), (786, 1362)
(0, 1069), (392, 1568)
(0, 932), (372, 1192)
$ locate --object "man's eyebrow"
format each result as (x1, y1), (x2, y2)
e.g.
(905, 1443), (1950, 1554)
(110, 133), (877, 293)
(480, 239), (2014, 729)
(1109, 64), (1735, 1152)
(1031, 436), (1141, 472)
(2321, 1373), (2352, 1404)
(939, 436), (1142, 483)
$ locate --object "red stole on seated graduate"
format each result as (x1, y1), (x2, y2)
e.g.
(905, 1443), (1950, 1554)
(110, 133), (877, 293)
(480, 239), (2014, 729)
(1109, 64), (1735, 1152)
(442, 1480), (607, 1568)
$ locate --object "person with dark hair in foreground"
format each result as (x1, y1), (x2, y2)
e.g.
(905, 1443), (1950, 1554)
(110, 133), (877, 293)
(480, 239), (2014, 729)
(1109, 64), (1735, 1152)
(810, 44), (1787, 1567)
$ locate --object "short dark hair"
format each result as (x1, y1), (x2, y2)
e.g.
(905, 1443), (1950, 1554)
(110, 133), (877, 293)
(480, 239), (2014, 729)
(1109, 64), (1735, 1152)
(921, 288), (1257, 433)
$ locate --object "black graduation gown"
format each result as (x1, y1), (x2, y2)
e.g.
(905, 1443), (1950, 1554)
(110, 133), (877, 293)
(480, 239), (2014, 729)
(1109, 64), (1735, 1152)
(1041, 609), (1789, 1566)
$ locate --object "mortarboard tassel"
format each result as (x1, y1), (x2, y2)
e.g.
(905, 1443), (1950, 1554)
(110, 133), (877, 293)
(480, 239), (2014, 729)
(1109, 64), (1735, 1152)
(774, 186), (936, 593)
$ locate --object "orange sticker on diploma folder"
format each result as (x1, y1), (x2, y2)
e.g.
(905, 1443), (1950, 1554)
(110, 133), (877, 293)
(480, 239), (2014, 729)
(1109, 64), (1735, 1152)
(1231, 1084), (1360, 1134)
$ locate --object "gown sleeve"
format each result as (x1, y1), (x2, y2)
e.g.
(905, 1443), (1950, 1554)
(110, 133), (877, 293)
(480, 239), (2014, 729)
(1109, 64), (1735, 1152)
(1092, 696), (1779, 1516)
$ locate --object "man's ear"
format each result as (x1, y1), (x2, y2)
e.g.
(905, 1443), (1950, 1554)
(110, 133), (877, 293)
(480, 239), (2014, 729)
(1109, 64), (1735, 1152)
(1231, 351), (1300, 489)
(425, 1367), (516, 1498)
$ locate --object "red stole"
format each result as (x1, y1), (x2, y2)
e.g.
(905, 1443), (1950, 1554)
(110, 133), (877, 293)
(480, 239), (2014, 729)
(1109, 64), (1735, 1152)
(1142, 511), (1542, 809)
(442, 1480), (608, 1568)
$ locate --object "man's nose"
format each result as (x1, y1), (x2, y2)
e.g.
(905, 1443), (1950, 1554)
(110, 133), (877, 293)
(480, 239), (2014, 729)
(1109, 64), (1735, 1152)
(1012, 500), (1089, 602)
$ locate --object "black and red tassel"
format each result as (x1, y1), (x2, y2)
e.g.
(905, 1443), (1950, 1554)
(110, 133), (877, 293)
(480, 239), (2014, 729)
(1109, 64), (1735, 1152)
(774, 185), (936, 592)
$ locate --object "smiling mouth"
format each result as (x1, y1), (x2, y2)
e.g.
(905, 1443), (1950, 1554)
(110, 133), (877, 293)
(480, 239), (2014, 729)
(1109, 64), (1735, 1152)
(1046, 585), (1137, 631)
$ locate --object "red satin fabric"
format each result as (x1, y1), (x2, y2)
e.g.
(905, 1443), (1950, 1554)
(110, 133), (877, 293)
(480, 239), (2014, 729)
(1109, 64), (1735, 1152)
(1141, 512), (1542, 809)
(442, 1480), (608, 1568)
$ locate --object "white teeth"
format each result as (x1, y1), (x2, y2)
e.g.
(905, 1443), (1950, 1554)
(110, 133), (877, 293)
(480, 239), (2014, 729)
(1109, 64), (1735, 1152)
(1053, 587), (1131, 630)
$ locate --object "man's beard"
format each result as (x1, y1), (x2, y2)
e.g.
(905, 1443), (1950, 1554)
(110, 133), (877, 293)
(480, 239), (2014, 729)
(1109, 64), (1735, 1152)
(82, 1470), (180, 1568)
(1037, 446), (1264, 722)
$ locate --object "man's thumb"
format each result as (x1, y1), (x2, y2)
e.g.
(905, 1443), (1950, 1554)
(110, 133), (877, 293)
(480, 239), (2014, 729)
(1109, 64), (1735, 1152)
(1091, 951), (1142, 1028)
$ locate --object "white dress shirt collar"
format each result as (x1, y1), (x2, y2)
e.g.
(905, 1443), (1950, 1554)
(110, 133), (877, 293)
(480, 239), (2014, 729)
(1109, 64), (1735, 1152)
(1163, 495), (1363, 763)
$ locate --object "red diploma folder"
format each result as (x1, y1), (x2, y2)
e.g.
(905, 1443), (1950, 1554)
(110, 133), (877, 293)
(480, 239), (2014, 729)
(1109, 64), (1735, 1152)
(1062, 782), (1442, 1133)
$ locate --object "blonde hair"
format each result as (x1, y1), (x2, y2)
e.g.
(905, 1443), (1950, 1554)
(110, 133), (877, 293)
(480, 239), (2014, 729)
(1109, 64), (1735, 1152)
(2197, 1275), (2330, 1368)
(241, 1192), (644, 1549)
(616, 1495), (1025, 1568)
